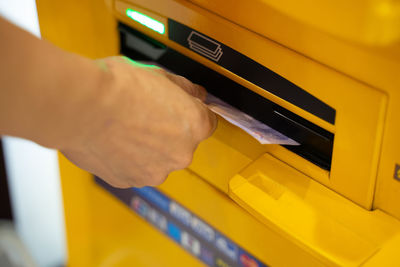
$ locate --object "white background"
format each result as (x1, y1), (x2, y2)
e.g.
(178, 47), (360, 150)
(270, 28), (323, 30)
(0, 0), (67, 266)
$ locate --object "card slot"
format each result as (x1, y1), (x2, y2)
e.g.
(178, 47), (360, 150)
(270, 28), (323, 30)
(119, 23), (334, 171)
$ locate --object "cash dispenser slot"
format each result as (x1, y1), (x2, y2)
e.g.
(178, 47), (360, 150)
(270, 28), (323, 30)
(119, 23), (334, 171)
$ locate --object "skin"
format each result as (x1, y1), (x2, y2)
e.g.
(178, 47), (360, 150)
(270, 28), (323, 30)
(0, 18), (217, 188)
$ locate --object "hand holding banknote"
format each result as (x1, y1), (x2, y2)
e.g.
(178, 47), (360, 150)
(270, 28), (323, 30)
(205, 94), (299, 145)
(138, 61), (299, 146)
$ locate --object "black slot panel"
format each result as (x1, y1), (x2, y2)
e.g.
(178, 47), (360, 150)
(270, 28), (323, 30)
(0, 139), (13, 220)
(168, 19), (336, 124)
(119, 23), (334, 170)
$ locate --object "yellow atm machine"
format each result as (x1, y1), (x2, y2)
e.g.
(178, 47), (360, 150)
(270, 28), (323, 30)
(57, 0), (400, 266)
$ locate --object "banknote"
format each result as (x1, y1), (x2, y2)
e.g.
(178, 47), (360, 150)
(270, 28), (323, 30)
(137, 61), (298, 145)
(205, 94), (299, 145)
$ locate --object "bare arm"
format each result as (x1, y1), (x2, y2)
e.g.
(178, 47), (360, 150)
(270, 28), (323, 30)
(0, 18), (216, 187)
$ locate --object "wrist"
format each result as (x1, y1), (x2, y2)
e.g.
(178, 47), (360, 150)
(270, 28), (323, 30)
(31, 55), (114, 151)
(55, 57), (116, 151)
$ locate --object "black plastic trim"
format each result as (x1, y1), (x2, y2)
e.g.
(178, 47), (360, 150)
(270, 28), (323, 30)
(168, 19), (336, 125)
(0, 139), (13, 220)
(119, 23), (334, 171)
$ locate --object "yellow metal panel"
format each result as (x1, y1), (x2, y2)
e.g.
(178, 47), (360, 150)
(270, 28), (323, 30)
(374, 106), (400, 219)
(182, 0), (400, 95)
(114, 0), (387, 209)
(159, 169), (327, 267)
(36, 0), (400, 266)
(189, 134), (253, 193)
(362, 234), (400, 267)
(57, 153), (206, 266)
(89, 183), (205, 267)
(58, 154), (94, 266)
(228, 153), (400, 266)
(57, 149), (400, 267)
(190, 0), (400, 46)
(36, 0), (118, 59)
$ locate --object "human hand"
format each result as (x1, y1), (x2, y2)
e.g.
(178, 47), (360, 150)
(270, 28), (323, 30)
(0, 19), (215, 188)
(61, 57), (217, 188)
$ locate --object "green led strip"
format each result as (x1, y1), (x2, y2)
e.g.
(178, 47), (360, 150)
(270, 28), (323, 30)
(126, 8), (165, 34)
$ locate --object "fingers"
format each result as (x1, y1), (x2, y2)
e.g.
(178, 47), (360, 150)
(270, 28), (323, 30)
(117, 57), (207, 101)
(164, 72), (207, 101)
(87, 57), (218, 189)
(130, 60), (207, 101)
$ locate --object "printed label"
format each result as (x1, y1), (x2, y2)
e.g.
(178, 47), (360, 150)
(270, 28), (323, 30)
(187, 31), (223, 62)
(96, 178), (268, 267)
(216, 233), (238, 261)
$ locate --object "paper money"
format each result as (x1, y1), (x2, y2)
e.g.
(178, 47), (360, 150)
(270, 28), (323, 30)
(137, 60), (298, 145)
(205, 94), (299, 145)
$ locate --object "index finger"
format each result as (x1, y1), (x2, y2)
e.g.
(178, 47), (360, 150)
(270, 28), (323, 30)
(163, 72), (207, 101)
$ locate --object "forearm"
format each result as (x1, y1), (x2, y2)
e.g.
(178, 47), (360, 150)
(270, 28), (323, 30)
(0, 17), (107, 148)
(0, 17), (217, 187)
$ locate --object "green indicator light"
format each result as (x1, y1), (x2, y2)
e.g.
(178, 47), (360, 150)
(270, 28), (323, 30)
(126, 9), (165, 34)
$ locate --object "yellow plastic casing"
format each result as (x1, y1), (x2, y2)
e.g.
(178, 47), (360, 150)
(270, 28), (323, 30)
(112, 0), (393, 212)
(189, 0), (400, 46)
(36, 0), (400, 266)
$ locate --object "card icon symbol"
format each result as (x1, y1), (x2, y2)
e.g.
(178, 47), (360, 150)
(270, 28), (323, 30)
(187, 31), (223, 62)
